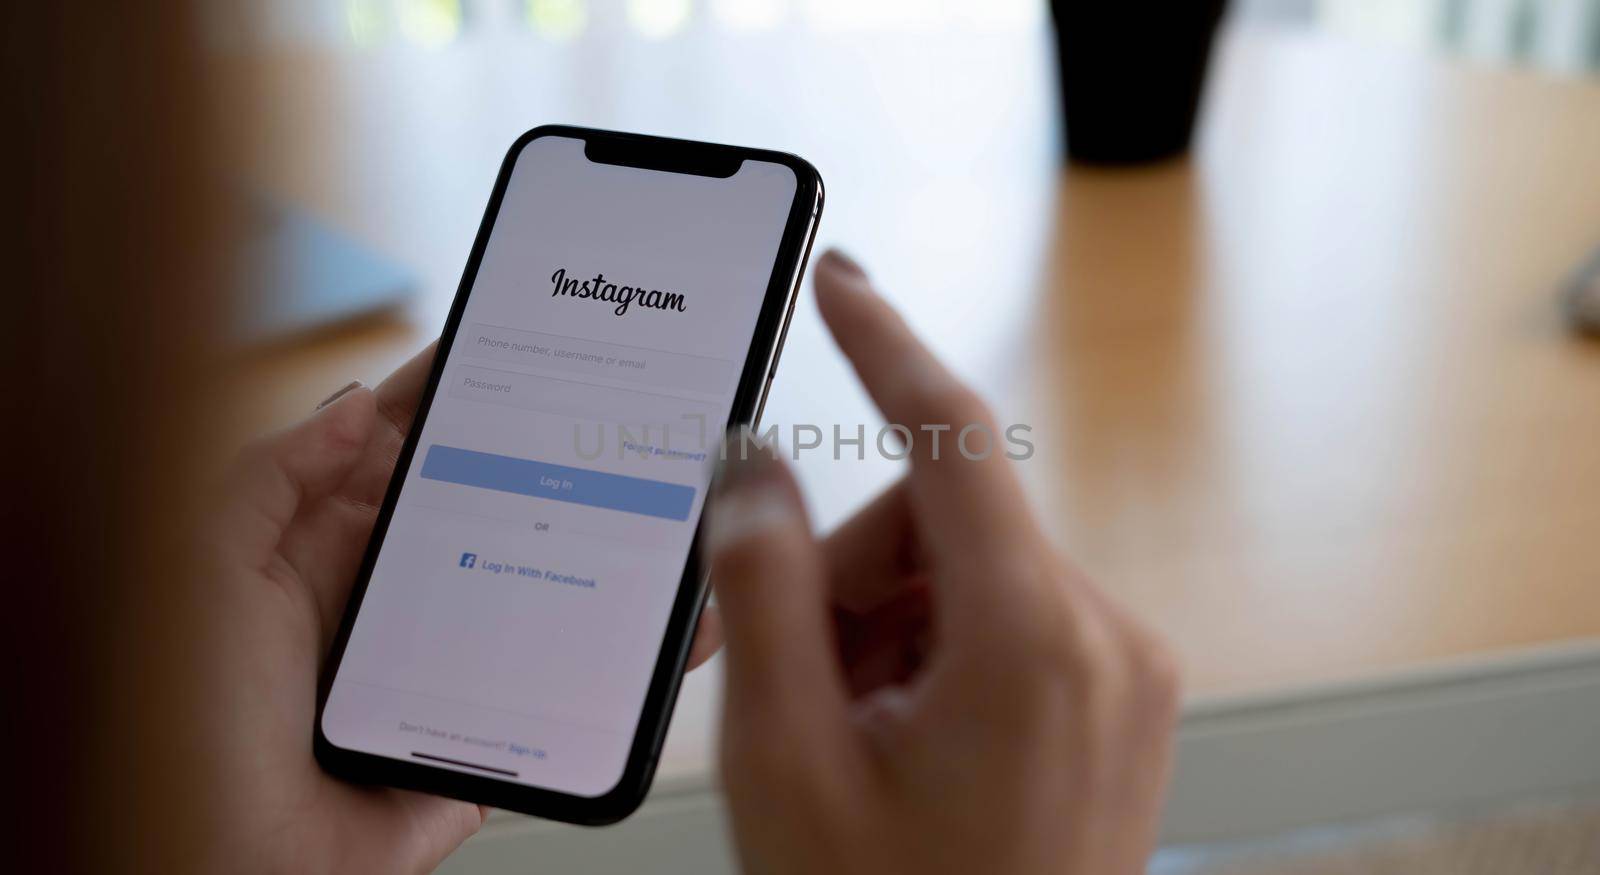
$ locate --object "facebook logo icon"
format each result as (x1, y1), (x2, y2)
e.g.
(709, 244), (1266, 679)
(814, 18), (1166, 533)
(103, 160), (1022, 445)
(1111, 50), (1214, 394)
(459, 552), (477, 569)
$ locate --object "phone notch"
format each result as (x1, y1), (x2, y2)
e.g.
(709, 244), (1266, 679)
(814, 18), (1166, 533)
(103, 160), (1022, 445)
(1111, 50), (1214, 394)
(583, 134), (743, 179)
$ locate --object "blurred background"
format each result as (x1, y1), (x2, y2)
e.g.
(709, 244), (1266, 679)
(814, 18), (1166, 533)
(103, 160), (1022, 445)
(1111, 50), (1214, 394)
(207, 0), (1600, 871)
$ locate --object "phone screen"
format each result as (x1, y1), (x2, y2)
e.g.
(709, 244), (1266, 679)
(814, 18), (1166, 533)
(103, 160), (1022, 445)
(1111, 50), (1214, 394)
(320, 133), (805, 798)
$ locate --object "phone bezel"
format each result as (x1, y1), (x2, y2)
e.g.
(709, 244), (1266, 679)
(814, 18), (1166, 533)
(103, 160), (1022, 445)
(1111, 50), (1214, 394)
(312, 124), (823, 825)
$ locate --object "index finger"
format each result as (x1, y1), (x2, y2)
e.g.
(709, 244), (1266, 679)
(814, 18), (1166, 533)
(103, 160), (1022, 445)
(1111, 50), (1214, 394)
(373, 339), (438, 439)
(812, 251), (1046, 594)
(317, 340), (439, 513)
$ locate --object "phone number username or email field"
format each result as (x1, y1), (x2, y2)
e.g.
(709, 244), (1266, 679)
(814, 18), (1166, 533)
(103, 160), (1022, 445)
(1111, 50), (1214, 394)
(464, 323), (735, 396)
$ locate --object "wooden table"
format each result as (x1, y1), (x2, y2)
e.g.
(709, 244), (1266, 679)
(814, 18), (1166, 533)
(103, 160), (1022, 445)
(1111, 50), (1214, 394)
(1032, 29), (1600, 695)
(231, 21), (1600, 779)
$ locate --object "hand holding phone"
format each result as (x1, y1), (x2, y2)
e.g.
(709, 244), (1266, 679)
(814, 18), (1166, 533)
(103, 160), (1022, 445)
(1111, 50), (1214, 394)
(201, 332), (736, 872)
(314, 127), (822, 823)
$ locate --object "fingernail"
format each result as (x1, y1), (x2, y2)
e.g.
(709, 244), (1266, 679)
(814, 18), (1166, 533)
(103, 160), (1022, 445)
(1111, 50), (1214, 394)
(851, 687), (916, 744)
(316, 380), (364, 411)
(705, 431), (794, 553)
(715, 429), (782, 496)
(818, 248), (868, 283)
(703, 487), (797, 555)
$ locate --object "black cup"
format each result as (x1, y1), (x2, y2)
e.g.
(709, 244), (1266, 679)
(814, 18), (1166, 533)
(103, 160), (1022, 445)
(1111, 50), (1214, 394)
(1050, 1), (1229, 165)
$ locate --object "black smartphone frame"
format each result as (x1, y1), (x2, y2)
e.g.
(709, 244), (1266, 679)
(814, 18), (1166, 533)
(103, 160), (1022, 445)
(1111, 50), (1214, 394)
(313, 125), (823, 825)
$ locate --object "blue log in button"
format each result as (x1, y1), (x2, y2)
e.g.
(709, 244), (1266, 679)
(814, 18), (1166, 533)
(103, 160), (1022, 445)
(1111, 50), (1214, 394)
(420, 445), (696, 521)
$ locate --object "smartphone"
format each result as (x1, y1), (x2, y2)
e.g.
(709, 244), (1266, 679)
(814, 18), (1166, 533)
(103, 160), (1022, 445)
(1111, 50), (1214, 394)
(315, 126), (822, 824)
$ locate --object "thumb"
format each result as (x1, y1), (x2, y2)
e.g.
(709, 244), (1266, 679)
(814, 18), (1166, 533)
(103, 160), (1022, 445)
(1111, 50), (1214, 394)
(375, 793), (486, 875)
(707, 437), (852, 761)
(220, 384), (377, 566)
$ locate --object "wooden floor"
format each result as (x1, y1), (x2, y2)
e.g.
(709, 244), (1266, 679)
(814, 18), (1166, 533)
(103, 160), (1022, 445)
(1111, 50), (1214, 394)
(227, 14), (1600, 743)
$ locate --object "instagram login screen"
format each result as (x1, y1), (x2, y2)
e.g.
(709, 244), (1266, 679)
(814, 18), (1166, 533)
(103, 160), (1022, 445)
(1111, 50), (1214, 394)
(321, 135), (800, 796)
